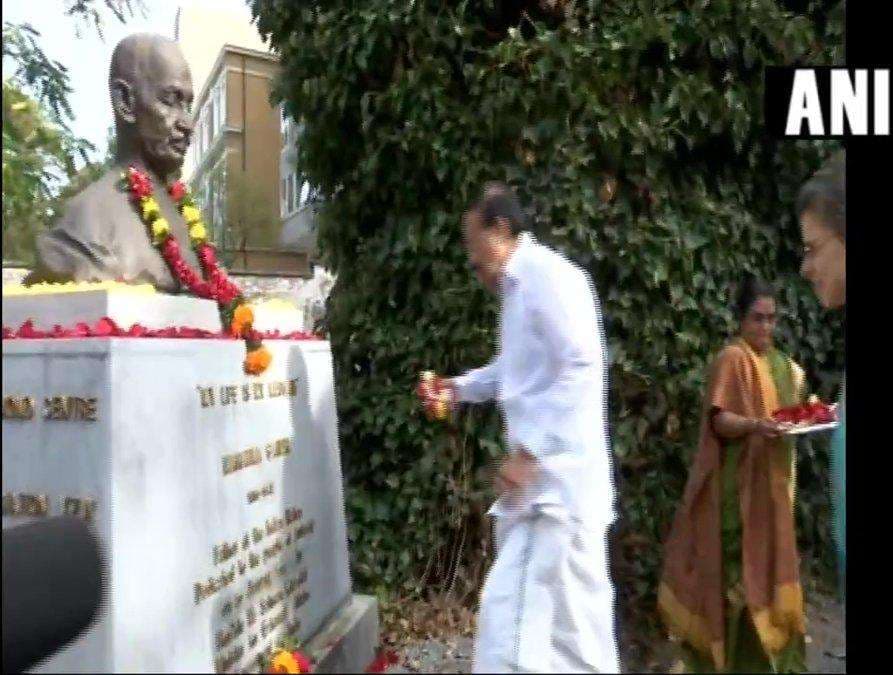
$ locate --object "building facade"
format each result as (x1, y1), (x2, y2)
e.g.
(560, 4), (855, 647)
(279, 116), (319, 257)
(185, 45), (316, 278)
(175, 1), (269, 183)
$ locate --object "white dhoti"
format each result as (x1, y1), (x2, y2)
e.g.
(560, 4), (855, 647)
(472, 508), (620, 673)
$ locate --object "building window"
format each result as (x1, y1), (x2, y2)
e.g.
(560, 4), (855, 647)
(192, 72), (226, 169)
(212, 166), (226, 242)
(204, 105), (213, 149)
(280, 178), (287, 218)
(213, 72), (226, 132)
(201, 116), (209, 157)
(198, 176), (212, 232)
(286, 174), (295, 216)
(208, 102), (215, 143)
(280, 106), (288, 147)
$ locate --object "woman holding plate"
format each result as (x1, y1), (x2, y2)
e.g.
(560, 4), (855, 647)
(658, 276), (808, 672)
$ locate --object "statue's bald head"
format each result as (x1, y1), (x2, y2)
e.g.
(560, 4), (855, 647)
(109, 34), (187, 89)
(109, 33), (194, 177)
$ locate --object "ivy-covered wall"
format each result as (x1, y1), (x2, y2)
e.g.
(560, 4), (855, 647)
(252, 0), (844, 633)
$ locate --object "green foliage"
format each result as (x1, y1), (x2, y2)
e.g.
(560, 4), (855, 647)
(2, 82), (82, 263)
(2, 84), (114, 264)
(64, 0), (147, 40)
(252, 0), (844, 634)
(2, 3), (143, 264)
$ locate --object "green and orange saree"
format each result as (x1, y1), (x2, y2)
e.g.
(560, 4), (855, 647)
(658, 338), (807, 672)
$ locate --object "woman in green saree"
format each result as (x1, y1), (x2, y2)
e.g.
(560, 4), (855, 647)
(659, 277), (808, 672)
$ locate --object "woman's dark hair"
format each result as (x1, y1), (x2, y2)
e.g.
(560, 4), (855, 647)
(470, 181), (527, 236)
(796, 150), (846, 239)
(735, 276), (776, 320)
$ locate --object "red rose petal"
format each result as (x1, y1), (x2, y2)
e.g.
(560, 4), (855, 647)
(17, 320), (44, 338)
(93, 317), (120, 336)
(126, 324), (148, 337)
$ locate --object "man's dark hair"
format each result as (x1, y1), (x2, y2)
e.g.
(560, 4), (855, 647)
(470, 181), (527, 236)
(734, 275), (776, 320)
(796, 150), (846, 239)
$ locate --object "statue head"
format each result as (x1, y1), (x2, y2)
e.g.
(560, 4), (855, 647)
(109, 34), (194, 178)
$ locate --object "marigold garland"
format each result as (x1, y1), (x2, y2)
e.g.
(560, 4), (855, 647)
(120, 166), (272, 374)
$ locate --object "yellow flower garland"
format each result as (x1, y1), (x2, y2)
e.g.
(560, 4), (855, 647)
(121, 166), (273, 375)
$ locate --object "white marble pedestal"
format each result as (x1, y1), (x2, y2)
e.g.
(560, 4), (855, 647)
(2, 334), (376, 673)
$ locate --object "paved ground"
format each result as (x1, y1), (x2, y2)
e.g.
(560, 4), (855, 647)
(385, 592), (845, 673)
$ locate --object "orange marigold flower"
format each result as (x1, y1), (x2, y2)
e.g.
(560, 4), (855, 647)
(230, 304), (254, 337)
(244, 346), (272, 375)
(269, 649), (301, 673)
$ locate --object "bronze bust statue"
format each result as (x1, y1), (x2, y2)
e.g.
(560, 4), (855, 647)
(27, 34), (202, 292)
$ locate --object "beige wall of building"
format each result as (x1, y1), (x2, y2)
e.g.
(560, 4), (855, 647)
(189, 46), (285, 258)
(222, 48), (281, 218)
(175, 1), (270, 182)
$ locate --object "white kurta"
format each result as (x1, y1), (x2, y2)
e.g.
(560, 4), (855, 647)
(453, 233), (619, 673)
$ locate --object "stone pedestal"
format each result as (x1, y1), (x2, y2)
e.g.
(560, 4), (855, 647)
(2, 290), (224, 333)
(2, 297), (377, 673)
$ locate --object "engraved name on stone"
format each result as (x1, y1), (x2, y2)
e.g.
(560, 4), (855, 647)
(2, 395), (98, 421)
(44, 396), (99, 421)
(2, 492), (49, 517)
(3, 493), (97, 521)
(221, 446), (263, 476)
(2, 395), (36, 420)
(61, 496), (97, 523)
(222, 439), (291, 476)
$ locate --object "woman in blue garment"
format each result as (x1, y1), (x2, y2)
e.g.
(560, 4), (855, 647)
(795, 150), (846, 596)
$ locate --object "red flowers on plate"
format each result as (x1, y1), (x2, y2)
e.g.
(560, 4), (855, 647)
(772, 400), (837, 426)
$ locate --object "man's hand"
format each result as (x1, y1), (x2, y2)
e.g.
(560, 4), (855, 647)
(495, 448), (540, 497)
